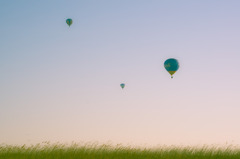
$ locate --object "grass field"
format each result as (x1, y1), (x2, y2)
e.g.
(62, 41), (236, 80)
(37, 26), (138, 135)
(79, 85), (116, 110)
(0, 142), (240, 159)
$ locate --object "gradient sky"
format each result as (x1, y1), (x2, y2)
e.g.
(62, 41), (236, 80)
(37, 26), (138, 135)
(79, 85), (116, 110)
(1, 0), (240, 146)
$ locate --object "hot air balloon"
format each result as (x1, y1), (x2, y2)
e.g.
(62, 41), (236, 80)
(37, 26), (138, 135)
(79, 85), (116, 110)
(120, 83), (125, 89)
(164, 58), (179, 78)
(66, 18), (73, 27)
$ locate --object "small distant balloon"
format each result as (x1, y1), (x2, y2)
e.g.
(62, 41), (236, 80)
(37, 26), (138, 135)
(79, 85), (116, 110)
(66, 18), (73, 27)
(164, 58), (179, 78)
(120, 83), (125, 89)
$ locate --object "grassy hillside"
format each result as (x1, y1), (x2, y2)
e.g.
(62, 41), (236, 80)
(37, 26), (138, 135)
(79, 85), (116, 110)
(0, 143), (240, 159)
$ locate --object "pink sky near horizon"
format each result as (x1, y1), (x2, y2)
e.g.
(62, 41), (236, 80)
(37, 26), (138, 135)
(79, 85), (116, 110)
(1, 0), (240, 146)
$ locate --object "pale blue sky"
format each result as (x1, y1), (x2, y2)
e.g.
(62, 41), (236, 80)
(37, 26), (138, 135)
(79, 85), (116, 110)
(1, 0), (240, 146)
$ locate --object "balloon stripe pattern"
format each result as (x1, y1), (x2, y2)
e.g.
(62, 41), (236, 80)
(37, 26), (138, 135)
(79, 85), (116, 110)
(164, 58), (179, 78)
(66, 19), (73, 27)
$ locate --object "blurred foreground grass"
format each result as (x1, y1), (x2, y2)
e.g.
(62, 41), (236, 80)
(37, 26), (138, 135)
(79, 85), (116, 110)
(1, 142), (240, 159)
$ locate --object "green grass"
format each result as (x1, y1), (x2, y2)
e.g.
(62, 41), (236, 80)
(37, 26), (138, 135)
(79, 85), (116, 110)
(1, 142), (240, 159)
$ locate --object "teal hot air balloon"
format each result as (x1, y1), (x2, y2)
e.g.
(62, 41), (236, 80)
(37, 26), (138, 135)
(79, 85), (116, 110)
(120, 83), (125, 89)
(66, 18), (73, 27)
(164, 58), (179, 78)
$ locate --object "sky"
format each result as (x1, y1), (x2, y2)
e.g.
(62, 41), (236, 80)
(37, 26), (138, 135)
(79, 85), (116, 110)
(1, 0), (240, 146)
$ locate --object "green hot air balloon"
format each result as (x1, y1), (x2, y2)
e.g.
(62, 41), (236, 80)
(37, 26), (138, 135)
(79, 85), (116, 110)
(164, 58), (179, 78)
(66, 18), (73, 27)
(120, 83), (125, 89)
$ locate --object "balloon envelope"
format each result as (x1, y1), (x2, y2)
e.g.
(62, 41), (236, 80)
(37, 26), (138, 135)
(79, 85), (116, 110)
(164, 58), (179, 78)
(120, 83), (125, 89)
(66, 19), (73, 27)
